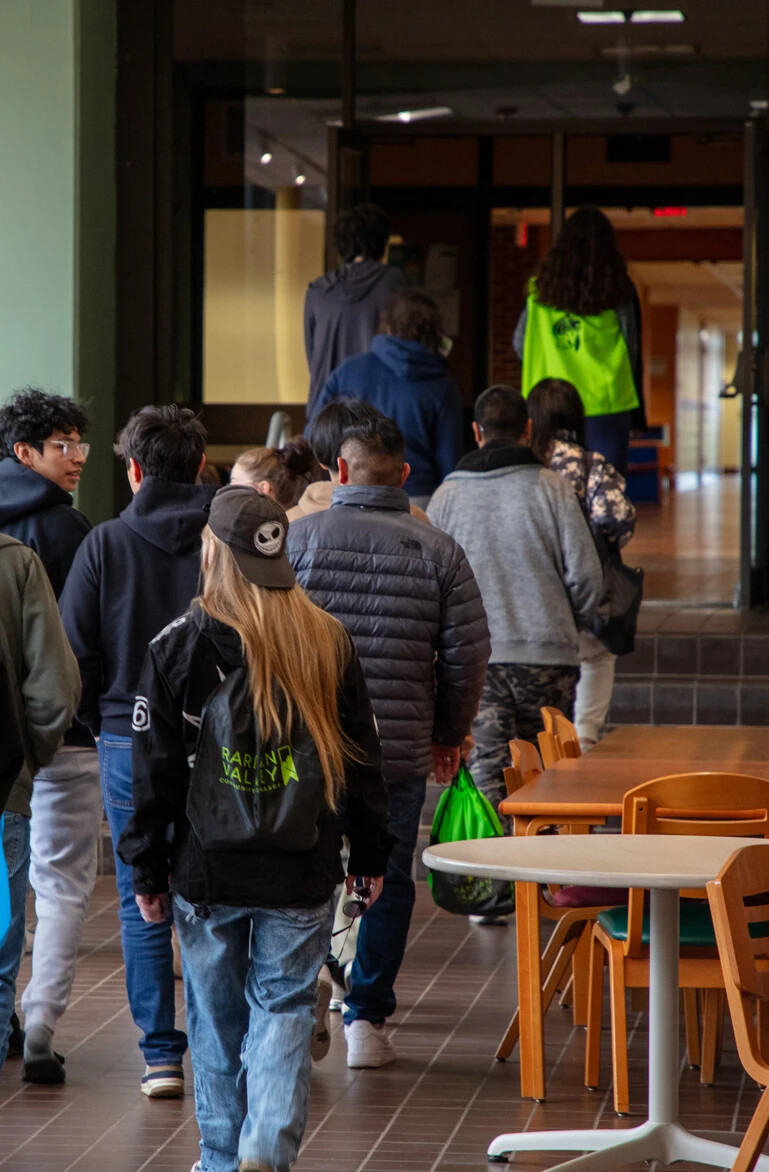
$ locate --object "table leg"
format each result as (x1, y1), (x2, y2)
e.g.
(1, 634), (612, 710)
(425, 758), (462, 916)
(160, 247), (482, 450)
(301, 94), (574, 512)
(516, 878), (546, 1101)
(648, 886), (680, 1125)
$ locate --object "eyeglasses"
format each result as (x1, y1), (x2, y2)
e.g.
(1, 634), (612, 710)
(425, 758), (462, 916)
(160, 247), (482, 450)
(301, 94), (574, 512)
(47, 440), (90, 459)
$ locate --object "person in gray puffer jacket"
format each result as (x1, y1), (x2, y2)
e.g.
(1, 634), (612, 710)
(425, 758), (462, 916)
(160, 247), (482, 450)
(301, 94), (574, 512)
(286, 414), (489, 1071)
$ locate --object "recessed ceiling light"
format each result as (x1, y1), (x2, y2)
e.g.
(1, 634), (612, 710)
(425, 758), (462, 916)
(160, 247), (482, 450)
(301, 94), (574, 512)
(294, 171), (306, 186)
(375, 105), (454, 123)
(577, 9), (626, 22)
(267, 86), (286, 96)
(630, 9), (686, 21)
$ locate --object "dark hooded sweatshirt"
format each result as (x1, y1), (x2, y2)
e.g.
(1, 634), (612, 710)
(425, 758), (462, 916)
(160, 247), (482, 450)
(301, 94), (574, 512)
(304, 259), (407, 417)
(309, 334), (464, 497)
(0, 458), (91, 599)
(0, 458), (92, 745)
(59, 477), (216, 737)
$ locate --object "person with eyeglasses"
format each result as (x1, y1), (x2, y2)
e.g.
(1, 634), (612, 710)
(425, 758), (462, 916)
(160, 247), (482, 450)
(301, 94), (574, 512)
(0, 387), (96, 1081)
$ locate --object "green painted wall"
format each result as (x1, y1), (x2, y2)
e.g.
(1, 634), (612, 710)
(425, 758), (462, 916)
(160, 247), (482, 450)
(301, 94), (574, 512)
(0, 0), (116, 523)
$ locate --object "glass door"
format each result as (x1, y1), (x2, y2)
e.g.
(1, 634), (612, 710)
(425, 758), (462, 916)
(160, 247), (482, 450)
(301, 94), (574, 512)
(740, 118), (769, 606)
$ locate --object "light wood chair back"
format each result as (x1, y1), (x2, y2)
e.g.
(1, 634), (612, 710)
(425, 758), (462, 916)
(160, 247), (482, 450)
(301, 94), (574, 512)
(508, 740), (543, 787)
(708, 843), (769, 1172)
(621, 773), (769, 959)
(540, 706), (581, 760)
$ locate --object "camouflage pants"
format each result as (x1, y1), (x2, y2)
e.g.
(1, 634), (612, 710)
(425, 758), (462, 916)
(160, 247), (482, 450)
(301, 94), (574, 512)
(468, 663), (579, 823)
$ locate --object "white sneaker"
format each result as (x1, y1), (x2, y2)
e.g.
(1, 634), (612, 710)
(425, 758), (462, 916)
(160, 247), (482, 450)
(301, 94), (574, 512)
(344, 1019), (396, 1068)
(469, 913), (510, 926)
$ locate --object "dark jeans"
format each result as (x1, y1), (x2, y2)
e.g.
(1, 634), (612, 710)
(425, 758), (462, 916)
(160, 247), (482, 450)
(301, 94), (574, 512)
(0, 814), (30, 1069)
(585, 411), (633, 478)
(343, 778), (426, 1026)
(98, 734), (187, 1065)
(469, 663), (579, 815)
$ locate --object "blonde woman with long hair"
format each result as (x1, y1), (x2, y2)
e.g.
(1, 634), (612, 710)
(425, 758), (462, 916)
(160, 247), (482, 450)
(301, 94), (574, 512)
(118, 485), (390, 1172)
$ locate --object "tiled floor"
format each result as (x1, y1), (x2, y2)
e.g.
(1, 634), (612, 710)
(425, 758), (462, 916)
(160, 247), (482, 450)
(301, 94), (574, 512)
(626, 474), (740, 605)
(0, 879), (760, 1171)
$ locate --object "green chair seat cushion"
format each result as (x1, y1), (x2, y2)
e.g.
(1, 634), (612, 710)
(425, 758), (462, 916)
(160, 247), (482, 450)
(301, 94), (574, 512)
(596, 902), (715, 947)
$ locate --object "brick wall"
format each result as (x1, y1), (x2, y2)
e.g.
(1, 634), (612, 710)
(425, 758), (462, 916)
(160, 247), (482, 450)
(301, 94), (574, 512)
(489, 225), (542, 387)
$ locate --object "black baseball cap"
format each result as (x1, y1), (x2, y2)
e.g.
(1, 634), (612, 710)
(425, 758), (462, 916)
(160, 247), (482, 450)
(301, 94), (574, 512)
(208, 485), (295, 589)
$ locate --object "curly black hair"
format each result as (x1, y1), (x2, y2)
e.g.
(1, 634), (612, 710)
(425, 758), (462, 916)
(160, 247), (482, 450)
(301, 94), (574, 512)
(333, 203), (391, 263)
(534, 207), (635, 316)
(0, 387), (90, 460)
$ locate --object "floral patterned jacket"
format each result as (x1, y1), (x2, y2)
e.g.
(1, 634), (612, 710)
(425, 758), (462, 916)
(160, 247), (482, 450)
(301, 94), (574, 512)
(548, 432), (636, 551)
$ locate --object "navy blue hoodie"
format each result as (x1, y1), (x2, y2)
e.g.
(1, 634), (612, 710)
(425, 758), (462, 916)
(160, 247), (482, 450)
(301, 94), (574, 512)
(0, 459), (91, 598)
(309, 334), (464, 497)
(59, 477), (216, 737)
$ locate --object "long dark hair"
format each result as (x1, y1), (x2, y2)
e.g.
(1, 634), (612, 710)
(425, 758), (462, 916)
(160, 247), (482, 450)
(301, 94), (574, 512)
(528, 379), (586, 464)
(534, 207), (635, 316)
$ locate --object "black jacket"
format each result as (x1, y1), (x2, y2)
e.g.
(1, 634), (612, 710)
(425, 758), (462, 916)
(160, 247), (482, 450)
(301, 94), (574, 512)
(59, 477), (216, 736)
(286, 484), (490, 783)
(117, 607), (392, 908)
(0, 459), (91, 599)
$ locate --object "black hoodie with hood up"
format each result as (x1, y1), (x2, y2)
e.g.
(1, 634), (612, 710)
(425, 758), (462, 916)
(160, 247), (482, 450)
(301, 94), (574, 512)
(304, 259), (407, 417)
(59, 477), (216, 737)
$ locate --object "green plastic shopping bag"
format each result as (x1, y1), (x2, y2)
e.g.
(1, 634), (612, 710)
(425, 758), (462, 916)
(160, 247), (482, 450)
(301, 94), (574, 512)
(427, 759), (515, 916)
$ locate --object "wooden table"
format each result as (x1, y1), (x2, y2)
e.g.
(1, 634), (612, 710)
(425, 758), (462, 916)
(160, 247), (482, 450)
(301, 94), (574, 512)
(424, 835), (769, 1172)
(497, 725), (769, 1101)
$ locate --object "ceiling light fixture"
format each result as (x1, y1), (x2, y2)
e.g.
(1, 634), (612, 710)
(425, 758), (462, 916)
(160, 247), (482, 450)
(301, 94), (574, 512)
(259, 137), (273, 165)
(630, 9), (685, 21)
(576, 10), (626, 22)
(375, 105), (454, 123)
(293, 166), (306, 186)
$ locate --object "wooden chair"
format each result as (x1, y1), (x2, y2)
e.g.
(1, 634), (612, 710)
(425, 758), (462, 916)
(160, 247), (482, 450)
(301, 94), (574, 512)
(707, 842), (769, 1172)
(538, 706), (581, 767)
(584, 772), (769, 1116)
(495, 739), (612, 1065)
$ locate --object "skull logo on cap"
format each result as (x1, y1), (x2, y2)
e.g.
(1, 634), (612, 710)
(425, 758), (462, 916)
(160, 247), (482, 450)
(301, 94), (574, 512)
(254, 520), (285, 557)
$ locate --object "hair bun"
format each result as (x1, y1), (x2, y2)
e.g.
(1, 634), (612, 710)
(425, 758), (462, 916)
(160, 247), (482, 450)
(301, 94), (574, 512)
(279, 439), (315, 476)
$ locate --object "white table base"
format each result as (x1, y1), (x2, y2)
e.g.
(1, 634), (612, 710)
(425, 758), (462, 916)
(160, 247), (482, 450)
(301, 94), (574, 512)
(488, 888), (764, 1169)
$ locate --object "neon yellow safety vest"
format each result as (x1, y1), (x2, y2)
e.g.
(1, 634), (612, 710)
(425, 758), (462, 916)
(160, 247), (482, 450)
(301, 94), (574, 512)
(521, 292), (639, 418)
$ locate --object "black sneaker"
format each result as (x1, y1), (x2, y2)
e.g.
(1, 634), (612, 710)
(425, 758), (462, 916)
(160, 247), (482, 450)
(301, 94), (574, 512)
(6, 1012), (24, 1059)
(22, 1024), (65, 1084)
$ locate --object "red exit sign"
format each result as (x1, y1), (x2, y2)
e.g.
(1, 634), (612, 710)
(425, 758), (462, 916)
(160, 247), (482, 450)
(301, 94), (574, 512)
(653, 206), (688, 218)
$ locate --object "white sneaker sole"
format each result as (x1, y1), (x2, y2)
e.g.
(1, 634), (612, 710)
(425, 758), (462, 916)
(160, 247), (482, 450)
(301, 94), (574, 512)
(346, 1047), (396, 1069)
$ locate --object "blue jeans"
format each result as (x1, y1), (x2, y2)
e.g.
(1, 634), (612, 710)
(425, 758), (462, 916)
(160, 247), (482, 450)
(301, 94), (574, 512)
(98, 734), (186, 1065)
(585, 411), (633, 478)
(344, 778), (426, 1026)
(0, 814), (31, 1068)
(174, 894), (333, 1172)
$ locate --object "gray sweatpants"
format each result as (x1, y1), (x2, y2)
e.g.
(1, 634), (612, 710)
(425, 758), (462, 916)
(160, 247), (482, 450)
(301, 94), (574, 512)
(21, 747), (103, 1031)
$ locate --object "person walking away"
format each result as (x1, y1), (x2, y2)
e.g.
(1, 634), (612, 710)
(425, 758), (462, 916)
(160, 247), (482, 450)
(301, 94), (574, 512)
(59, 405), (217, 1098)
(118, 486), (391, 1172)
(289, 398), (430, 525)
(0, 536), (81, 1070)
(428, 385), (602, 898)
(528, 378), (636, 750)
(513, 206), (645, 476)
(287, 414), (489, 1066)
(229, 439), (320, 510)
(304, 203), (407, 418)
(0, 387), (97, 1079)
(310, 289), (463, 508)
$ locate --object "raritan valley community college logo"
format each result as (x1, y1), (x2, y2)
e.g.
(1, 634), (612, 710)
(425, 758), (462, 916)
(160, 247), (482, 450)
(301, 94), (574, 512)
(553, 314), (582, 352)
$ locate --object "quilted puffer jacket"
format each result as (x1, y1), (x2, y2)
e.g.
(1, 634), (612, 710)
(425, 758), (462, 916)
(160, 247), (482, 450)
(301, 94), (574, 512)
(286, 484), (490, 784)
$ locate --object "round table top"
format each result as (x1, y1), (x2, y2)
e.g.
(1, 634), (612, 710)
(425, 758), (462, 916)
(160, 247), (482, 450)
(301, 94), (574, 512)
(422, 834), (764, 889)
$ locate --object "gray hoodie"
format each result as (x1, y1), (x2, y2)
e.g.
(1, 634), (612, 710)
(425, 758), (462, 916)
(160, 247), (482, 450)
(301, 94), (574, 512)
(427, 443), (603, 667)
(304, 260), (407, 416)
